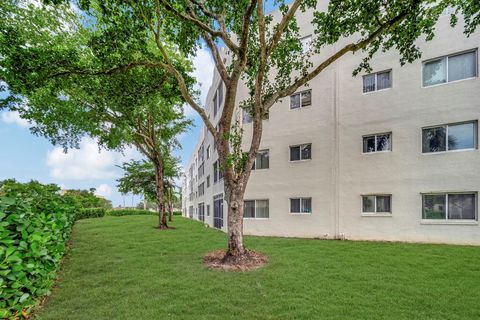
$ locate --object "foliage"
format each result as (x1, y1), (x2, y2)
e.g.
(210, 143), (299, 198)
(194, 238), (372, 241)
(0, 180), (78, 319)
(106, 209), (156, 217)
(136, 201), (157, 211)
(35, 216), (480, 320)
(63, 189), (112, 209)
(117, 161), (157, 201)
(75, 207), (106, 220)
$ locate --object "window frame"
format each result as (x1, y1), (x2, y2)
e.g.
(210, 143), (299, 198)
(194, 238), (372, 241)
(252, 149), (270, 170)
(422, 120), (478, 154)
(362, 69), (392, 93)
(289, 197), (312, 214)
(422, 192), (478, 223)
(362, 132), (392, 154)
(422, 49), (478, 88)
(290, 89), (312, 110)
(289, 143), (312, 161)
(361, 194), (392, 215)
(243, 199), (270, 219)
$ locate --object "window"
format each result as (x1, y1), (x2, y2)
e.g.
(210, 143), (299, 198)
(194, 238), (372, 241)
(213, 161), (223, 183)
(207, 204), (210, 217)
(300, 35), (312, 53)
(206, 146), (210, 159)
(363, 70), (392, 93)
(253, 150), (269, 170)
(422, 121), (477, 153)
(290, 198), (312, 214)
(198, 182), (204, 197)
(213, 82), (224, 117)
(363, 133), (392, 153)
(290, 90), (312, 109)
(198, 163), (204, 178)
(290, 144), (311, 161)
(244, 200), (269, 218)
(362, 195), (392, 213)
(198, 203), (205, 222)
(206, 175), (210, 188)
(423, 193), (476, 221)
(213, 162), (218, 183)
(423, 50), (477, 86)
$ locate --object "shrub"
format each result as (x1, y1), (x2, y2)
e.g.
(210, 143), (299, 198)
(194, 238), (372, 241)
(76, 207), (106, 220)
(0, 181), (78, 319)
(106, 209), (155, 216)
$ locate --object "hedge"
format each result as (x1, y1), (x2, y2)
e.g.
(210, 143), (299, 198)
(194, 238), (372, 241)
(0, 181), (78, 319)
(106, 209), (182, 217)
(106, 209), (155, 216)
(76, 207), (106, 220)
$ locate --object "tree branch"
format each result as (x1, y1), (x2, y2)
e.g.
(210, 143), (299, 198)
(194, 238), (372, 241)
(266, 0), (303, 55)
(265, 5), (414, 109)
(158, 0), (239, 53)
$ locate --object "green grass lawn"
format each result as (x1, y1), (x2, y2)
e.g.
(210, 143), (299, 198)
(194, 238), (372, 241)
(36, 216), (480, 320)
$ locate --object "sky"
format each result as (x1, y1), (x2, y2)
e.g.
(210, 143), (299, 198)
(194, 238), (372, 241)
(0, 1), (286, 207)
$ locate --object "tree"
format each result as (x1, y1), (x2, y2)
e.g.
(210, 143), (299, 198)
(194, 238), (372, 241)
(117, 154), (182, 221)
(0, 1), (192, 229)
(63, 189), (113, 209)
(1, 0), (478, 264)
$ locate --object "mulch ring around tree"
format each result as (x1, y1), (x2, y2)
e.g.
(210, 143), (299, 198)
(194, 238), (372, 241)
(203, 249), (268, 272)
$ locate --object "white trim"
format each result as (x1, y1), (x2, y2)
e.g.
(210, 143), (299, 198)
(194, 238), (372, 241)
(422, 48), (478, 88)
(243, 199), (270, 219)
(289, 197), (313, 214)
(422, 192), (478, 221)
(361, 213), (392, 217)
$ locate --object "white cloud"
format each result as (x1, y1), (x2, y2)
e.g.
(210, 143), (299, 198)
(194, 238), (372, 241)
(95, 184), (113, 198)
(46, 138), (141, 181)
(189, 46), (215, 116)
(1, 111), (30, 128)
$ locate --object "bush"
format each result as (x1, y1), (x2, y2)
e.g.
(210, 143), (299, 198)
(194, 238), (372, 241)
(106, 209), (156, 216)
(76, 207), (106, 220)
(0, 181), (78, 319)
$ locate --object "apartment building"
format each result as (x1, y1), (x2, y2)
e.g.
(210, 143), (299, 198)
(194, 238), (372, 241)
(182, 4), (480, 245)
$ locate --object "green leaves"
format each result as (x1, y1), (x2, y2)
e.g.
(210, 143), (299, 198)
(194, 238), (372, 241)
(0, 180), (78, 319)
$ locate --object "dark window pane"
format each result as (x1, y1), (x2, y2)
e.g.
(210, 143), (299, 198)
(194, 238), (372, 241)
(377, 71), (391, 90)
(290, 94), (300, 109)
(363, 74), (376, 93)
(423, 195), (446, 219)
(363, 136), (376, 153)
(301, 144), (311, 160)
(376, 196), (391, 213)
(423, 127), (446, 153)
(423, 58), (447, 86)
(376, 134), (391, 152)
(213, 94), (218, 117)
(448, 51), (477, 82)
(217, 83), (223, 106)
(301, 90), (311, 107)
(256, 200), (269, 218)
(362, 196), (375, 213)
(290, 146), (301, 161)
(244, 200), (256, 218)
(448, 194), (476, 220)
(301, 198), (312, 213)
(256, 150), (269, 169)
(448, 122), (476, 150)
(290, 199), (300, 213)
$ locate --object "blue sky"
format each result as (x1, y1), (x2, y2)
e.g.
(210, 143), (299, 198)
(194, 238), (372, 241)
(0, 1), (287, 207)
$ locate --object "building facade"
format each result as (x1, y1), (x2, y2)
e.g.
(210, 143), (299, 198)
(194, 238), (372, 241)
(182, 4), (480, 245)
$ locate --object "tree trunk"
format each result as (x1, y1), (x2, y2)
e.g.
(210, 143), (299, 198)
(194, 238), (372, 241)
(154, 161), (168, 229)
(225, 187), (246, 257)
(168, 201), (173, 222)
